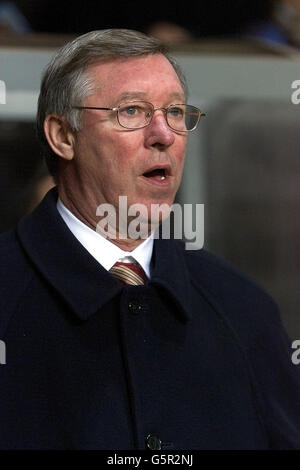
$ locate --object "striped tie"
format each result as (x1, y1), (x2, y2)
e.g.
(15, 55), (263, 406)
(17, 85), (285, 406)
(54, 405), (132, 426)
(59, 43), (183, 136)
(109, 261), (147, 285)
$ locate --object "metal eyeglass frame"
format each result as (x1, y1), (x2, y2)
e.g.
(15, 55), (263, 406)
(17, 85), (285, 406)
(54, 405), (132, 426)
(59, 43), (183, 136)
(72, 101), (206, 132)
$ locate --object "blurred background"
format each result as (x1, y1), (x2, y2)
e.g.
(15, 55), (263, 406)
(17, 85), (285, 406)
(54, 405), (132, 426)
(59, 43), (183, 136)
(0, 0), (299, 338)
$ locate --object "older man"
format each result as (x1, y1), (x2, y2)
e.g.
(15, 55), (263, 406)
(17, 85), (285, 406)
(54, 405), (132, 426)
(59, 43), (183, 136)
(0, 29), (299, 450)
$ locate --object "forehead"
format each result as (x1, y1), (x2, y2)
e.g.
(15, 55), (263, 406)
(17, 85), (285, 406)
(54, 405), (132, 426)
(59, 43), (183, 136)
(85, 54), (185, 103)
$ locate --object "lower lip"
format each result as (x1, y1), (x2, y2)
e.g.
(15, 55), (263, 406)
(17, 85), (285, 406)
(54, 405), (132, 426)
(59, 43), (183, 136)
(140, 175), (172, 187)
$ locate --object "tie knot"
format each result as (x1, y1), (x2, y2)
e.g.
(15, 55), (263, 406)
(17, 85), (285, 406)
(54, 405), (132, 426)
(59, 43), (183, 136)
(109, 261), (147, 285)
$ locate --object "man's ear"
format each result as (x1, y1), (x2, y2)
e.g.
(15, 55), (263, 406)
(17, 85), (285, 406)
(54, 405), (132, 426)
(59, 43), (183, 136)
(43, 114), (75, 161)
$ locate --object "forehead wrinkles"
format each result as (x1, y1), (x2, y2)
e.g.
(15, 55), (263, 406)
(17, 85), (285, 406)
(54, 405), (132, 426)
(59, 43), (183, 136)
(84, 55), (184, 102)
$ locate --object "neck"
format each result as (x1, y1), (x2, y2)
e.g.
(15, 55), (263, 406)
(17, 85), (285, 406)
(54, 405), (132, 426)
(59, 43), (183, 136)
(58, 186), (150, 252)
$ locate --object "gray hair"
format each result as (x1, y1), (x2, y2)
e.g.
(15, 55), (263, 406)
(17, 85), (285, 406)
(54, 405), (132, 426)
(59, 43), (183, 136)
(36, 29), (188, 179)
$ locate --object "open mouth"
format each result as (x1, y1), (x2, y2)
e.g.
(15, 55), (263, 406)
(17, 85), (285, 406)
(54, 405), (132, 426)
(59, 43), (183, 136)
(141, 164), (173, 185)
(143, 168), (167, 181)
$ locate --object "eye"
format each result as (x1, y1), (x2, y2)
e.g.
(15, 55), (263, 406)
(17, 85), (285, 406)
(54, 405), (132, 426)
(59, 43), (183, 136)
(120, 104), (146, 116)
(168, 106), (184, 118)
(123, 106), (138, 115)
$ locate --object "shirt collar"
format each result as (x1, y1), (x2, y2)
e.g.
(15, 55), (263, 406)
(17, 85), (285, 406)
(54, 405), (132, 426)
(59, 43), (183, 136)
(56, 198), (153, 278)
(17, 187), (193, 322)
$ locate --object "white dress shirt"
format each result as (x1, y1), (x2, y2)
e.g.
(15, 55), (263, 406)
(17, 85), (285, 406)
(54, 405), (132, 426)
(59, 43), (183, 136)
(56, 198), (153, 279)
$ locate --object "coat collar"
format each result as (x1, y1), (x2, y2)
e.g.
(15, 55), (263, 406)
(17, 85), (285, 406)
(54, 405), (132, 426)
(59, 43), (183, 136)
(17, 188), (192, 322)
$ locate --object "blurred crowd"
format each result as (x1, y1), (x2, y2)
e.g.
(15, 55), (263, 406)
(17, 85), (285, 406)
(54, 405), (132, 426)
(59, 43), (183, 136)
(1, 0), (300, 232)
(0, 0), (300, 47)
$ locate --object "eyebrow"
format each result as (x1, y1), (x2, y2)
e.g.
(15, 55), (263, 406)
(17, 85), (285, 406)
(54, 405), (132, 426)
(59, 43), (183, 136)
(116, 91), (186, 103)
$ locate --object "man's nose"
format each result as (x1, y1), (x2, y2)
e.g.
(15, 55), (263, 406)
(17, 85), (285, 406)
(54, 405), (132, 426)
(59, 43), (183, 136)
(144, 110), (175, 149)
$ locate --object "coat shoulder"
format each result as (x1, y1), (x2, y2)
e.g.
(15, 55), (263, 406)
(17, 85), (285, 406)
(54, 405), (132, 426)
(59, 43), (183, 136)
(0, 229), (34, 335)
(184, 245), (276, 302)
(178, 243), (282, 332)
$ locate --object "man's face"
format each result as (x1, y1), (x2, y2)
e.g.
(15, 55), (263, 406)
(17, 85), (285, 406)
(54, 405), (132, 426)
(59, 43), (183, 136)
(70, 54), (187, 221)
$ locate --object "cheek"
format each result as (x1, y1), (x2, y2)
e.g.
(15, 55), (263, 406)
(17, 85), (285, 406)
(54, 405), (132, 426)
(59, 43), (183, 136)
(105, 132), (143, 168)
(175, 138), (187, 166)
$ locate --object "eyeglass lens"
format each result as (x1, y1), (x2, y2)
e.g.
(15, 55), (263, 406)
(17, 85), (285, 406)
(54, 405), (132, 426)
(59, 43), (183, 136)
(117, 102), (200, 131)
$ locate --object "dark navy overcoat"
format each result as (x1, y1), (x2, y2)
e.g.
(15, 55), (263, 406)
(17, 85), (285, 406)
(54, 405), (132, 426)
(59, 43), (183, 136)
(0, 188), (299, 449)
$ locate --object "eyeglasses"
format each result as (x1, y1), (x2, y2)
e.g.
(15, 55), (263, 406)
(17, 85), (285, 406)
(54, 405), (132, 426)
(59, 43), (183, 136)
(73, 101), (206, 132)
